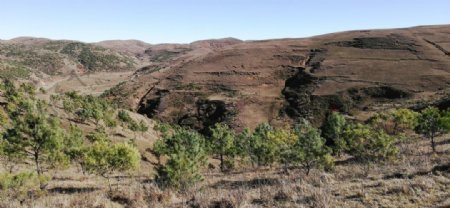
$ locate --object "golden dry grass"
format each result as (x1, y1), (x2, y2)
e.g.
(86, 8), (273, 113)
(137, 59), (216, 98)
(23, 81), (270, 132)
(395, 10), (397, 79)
(1, 133), (449, 208)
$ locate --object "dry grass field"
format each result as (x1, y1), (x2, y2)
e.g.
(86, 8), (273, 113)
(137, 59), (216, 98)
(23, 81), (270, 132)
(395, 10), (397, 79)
(1, 131), (448, 208)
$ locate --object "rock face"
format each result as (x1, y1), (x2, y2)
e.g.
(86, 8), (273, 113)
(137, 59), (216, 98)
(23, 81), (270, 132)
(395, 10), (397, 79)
(178, 100), (237, 134)
(107, 25), (450, 130)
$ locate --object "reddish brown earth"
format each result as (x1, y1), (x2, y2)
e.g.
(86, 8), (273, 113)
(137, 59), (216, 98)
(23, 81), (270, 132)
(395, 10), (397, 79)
(103, 25), (450, 132)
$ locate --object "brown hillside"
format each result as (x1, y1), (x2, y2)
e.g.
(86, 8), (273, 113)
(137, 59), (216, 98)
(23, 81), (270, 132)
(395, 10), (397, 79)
(94, 39), (152, 56)
(105, 25), (450, 131)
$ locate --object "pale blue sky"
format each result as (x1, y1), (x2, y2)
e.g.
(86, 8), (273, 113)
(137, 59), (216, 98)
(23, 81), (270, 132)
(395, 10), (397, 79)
(0, 0), (449, 43)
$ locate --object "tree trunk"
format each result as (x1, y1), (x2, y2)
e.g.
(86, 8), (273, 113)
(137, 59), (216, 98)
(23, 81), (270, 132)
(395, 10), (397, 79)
(34, 151), (47, 189)
(8, 165), (14, 174)
(282, 160), (289, 175)
(431, 133), (436, 152)
(107, 176), (112, 192)
(306, 163), (311, 175)
(34, 151), (41, 176)
(220, 154), (224, 172)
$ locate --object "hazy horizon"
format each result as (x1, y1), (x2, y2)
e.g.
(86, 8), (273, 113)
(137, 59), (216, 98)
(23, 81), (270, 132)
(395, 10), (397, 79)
(1, 0), (449, 44)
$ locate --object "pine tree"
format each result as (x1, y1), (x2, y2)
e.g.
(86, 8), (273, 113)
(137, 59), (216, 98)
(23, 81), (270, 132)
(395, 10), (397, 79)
(390, 108), (419, 135)
(209, 123), (236, 171)
(293, 119), (333, 175)
(154, 127), (207, 191)
(83, 139), (140, 191)
(64, 124), (85, 172)
(1, 98), (68, 188)
(234, 128), (251, 164)
(247, 123), (278, 167)
(268, 127), (297, 173)
(322, 112), (348, 156)
(344, 123), (398, 162)
(416, 107), (450, 152)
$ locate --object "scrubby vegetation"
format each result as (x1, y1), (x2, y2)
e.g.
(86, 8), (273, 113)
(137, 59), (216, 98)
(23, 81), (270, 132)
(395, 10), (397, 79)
(0, 44), (65, 75)
(0, 80), (143, 200)
(0, 40), (135, 76)
(0, 61), (31, 79)
(416, 106), (450, 152)
(150, 106), (450, 192)
(154, 126), (207, 191)
(60, 42), (135, 72)
(83, 136), (140, 191)
(0, 79), (449, 207)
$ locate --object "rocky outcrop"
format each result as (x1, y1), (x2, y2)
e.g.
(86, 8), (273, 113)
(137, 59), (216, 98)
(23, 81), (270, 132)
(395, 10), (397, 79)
(282, 68), (413, 124)
(179, 99), (237, 134)
(328, 35), (418, 51)
(137, 89), (169, 118)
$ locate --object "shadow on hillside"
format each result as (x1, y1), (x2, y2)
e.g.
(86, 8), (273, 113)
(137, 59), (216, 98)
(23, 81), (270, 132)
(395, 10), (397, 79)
(436, 138), (450, 146)
(205, 168), (272, 177)
(210, 178), (280, 190)
(335, 157), (360, 166)
(48, 187), (99, 194)
(383, 162), (450, 180)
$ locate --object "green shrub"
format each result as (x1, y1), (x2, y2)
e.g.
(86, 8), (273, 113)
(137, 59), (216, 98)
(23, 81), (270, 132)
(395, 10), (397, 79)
(83, 140), (140, 190)
(64, 124), (84, 162)
(368, 108), (419, 135)
(416, 107), (450, 152)
(118, 110), (132, 123)
(0, 171), (49, 201)
(292, 119), (333, 175)
(247, 123), (279, 167)
(390, 108), (419, 134)
(138, 120), (149, 132)
(344, 123), (398, 162)
(103, 112), (118, 128)
(322, 112), (348, 156)
(155, 127), (207, 191)
(1, 97), (69, 178)
(209, 123), (237, 172)
(60, 91), (116, 126)
(266, 126), (297, 172)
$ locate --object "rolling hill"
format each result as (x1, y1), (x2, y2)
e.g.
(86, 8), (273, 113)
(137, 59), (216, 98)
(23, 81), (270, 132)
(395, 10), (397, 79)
(103, 25), (450, 132)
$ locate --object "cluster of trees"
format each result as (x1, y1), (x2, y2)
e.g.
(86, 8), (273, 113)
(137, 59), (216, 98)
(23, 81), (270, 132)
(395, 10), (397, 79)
(0, 80), (141, 192)
(153, 107), (450, 191)
(118, 110), (148, 133)
(51, 91), (117, 126)
(51, 92), (148, 134)
(367, 107), (450, 152)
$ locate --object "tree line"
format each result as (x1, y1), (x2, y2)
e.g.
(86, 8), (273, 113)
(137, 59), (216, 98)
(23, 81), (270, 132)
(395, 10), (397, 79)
(153, 106), (450, 191)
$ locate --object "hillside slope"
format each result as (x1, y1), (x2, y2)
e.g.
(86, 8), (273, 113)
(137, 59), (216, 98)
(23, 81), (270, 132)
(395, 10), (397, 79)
(105, 25), (450, 131)
(0, 38), (138, 78)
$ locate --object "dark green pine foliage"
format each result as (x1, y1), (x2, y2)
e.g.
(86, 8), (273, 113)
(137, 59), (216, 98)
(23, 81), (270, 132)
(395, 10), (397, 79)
(293, 119), (333, 175)
(1, 84), (68, 180)
(416, 107), (450, 152)
(154, 126), (207, 191)
(322, 112), (348, 156)
(247, 123), (278, 167)
(209, 123), (237, 172)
